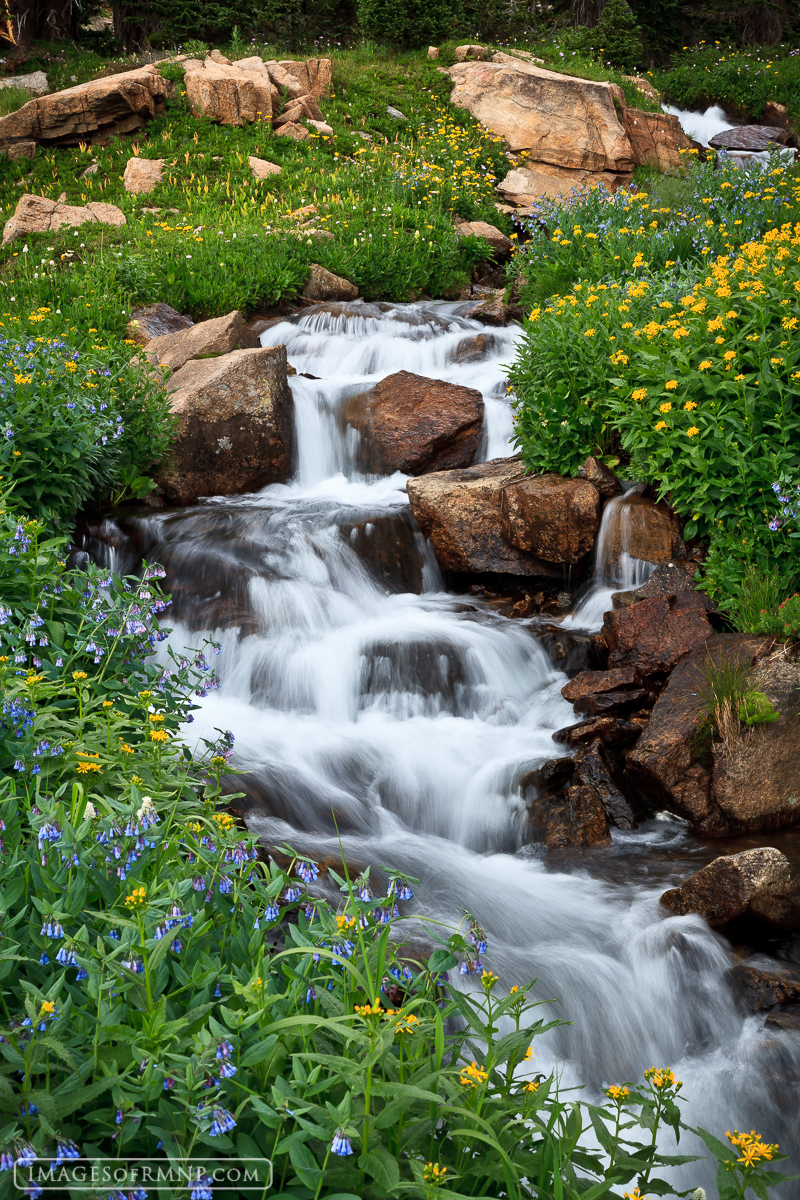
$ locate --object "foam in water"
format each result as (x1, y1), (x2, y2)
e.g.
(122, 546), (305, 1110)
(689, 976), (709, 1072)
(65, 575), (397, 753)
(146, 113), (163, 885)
(84, 301), (800, 1188)
(664, 103), (735, 147)
(563, 486), (655, 630)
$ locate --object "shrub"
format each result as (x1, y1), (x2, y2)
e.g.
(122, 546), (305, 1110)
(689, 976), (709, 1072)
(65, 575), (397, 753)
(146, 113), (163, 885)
(0, 314), (174, 519)
(571, 0), (644, 72)
(653, 41), (800, 124)
(358, 0), (457, 48)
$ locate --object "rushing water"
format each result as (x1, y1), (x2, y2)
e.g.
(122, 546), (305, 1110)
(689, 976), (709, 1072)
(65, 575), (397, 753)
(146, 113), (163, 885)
(82, 301), (800, 1188)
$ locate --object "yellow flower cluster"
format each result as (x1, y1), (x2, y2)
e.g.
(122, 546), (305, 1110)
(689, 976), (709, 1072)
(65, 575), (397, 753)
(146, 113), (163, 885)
(726, 1129), (779, 1167)
(644, 1067), (681, 1091)
(124, 886), (147, 909)
(459, 1060), (488, 1088)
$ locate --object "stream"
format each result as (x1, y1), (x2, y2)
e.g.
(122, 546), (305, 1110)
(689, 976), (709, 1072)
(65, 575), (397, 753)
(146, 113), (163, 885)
(81, 301), (800, 1189)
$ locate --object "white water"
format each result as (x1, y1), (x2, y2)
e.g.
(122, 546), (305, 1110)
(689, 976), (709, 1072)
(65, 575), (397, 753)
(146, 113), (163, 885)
(664, 103), (735, 147)
(563, 487), (655, 630)
(86, 302), (799, 1188)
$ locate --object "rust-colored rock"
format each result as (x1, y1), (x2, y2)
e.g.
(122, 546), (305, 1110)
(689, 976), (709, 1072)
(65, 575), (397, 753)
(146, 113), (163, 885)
(574, 739), (637, 829)
(604, 494), (681, 564)
(602, 592), (711, 677)
(763, 101), (789, 129)
(248, 156), (281, 180)
(127, 302), (193, 346)
(561, 667), (650, 717)
(157, 346), (294, 505)
(578, 455), (621, 498)
(661, 847), (800, 930)
(0, 64), (168, 151)
(273, 93), (324, 127)
(184, 59), (273, 125)
(302, 263), (358, 301)
(729, 961), (800, 1012)
(144, 310), (258, 373)
(709, 124), (792, 151)
(554, 715), (641, 749)
(343, 371), (484, 476)
(407, 457), (564, 578)
(123, 156), (163, 194)
(527, 779), (611, 847)
(2, 192), (126, 245)
(501, 473), (602, 564)
(621, 105), (694, 172)
(455, 220), (512, 255)
(626, 634), (775, 832)
(711, 659), (800, 832)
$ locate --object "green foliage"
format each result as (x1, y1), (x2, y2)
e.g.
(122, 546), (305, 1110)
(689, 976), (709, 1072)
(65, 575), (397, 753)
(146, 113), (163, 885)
(739, 690), (779, 725)
(717, 563), (796, 633)
(570, 0), (645, 72)
(0, 86), (30, 118)
(653, 41), (800, 124)
(0, 315), (173, 521)
(358, 0), (458, 47)
(508, 155), (800, 603)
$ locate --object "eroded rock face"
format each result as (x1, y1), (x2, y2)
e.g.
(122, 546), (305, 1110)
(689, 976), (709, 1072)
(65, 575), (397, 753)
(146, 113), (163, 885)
(561, 667), (651, 717)
(0, 65), (168, 151)
(407, 457), (568, 578)
(157, 346), (294, 505)
(626, 634), (774, 833)
(2, 193), (126, 245)
(602, 592), (712, 677)
(455, 220), (512, 255)
(527, 778), (611, 847)
(729, 961), (800, 1013)
(184, 59), (274, 124)
(501, 474), (602, 564)
(127, 303), (193, 346)
(578, 455), (621, 498)
(621, 106), (694, 173)
(276, 58), (333, 99)
(711, 659), (800, 832)
(343, 371), (484, 476)
(302, 263), (358, 301)
(144, 310), (258, 373)
(661, 847), (800, 931)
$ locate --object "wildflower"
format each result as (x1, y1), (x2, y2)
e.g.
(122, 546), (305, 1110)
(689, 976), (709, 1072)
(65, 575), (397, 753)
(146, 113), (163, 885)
(734, 373), (745, 382)
(124, 887), (147, 909)
(583, 329), (595, 337)
(150, 729), (169, 743)
(698, 360), (712, 371)
(687, 427), (700, 437)
(631, 388), (647, 401)
(659, 402), (672, 414)
(191, 1175), (214, 1200)
(664, 380), (678, 390)
(424, 1162), (447, 1184)
(723, 351), (737, 361)
(331, 1127), (353, 1156)
(397, 1013), (420, 1033)
(655, 421), (668, 431)
(606, 1085), (629, 1101)
(459, 1060), (488, 1088)
(644, 1067), (681, 1090)
(208, 1107), (236, 1137)
(72, 671), (87, 680)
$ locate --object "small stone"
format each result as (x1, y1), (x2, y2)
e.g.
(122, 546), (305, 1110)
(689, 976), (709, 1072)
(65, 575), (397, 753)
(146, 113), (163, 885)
(80, 160), (99, 177)
(274, 122), (309, 141)
(577, 455), (621, 498)
(454, 44), (489, 61)
(307, 119), (334, 136)
(123, 157), (163, 194)
(5, 141), (37, 161)
(427, 47), (440, 59)
(248, 155), (281, 179)
(302, 263), (358, 302)
(386, 106), (407, 120)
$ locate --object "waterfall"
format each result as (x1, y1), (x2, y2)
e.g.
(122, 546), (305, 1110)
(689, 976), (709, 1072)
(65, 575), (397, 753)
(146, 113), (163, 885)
(81, 300), (800, 1189)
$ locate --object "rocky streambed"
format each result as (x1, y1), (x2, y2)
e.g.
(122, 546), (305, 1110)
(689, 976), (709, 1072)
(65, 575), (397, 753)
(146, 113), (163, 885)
(80, 298), (800, 1187)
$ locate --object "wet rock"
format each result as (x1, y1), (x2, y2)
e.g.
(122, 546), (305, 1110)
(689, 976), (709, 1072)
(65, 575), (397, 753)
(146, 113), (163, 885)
(728, 960), (800, 1012)
(343, 371), (483, 476)
(157, 345), (294, 505)
(2, 192), (126, 245)
(535, 626), (604, 676)
(612, 560), (699, 610)
(602, 495), (681, 564)
(302, 263), (358, 302)
(0, 64), (168, 152)
(184, 58), (274, 124)
(501, 473), (602, 564)
(339, 512), (424, 594)
(574, 739), (637, 829)
(709, 124), (793, 151)
(123, 155), (163, 194)
(602, 592), (712, 677)
(448, 332), (504, 364)
(455, 220), (512, 256)
(578, 455), (621, 499)
(711, 659), (800, 832)
(626, 633), (775, 833)
(462, 288), (518, 326)
(248, 155), (281, 179)
(407, 457), (565, 578)
(561, 666), (653, 717)
(765, 1006), (800, 1031)
(554, 715), (641, 749)
(144, 310), (258, 373)
(127, 302), (193, 346)
(661, 847), (800, 930)
(527, 779), (611, 847)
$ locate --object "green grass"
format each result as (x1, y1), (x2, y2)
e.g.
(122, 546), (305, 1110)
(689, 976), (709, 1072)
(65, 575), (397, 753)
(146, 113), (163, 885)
(0, 84), (31, 116)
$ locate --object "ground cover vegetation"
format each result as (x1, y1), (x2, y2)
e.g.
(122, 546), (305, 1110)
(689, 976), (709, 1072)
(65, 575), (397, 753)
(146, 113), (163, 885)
(0, 14), (799, 1195)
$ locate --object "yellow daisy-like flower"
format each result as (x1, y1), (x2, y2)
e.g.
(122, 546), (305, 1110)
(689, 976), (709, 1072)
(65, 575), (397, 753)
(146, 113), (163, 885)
(459, 1061), (488, 1088)
(770, 357), (783, 365)
(664, 380), (678, 390)
(150, 729), (169, 743)
(684, 401), (697, 410)
(698, 360), (712, 371)
(102, 700), (114, 708)
(723, 350), (737, 361)
(606, 1085), (630, 1101)
(583, 328), (596, 337)
(148, 713), (164, 723)
(124, 886), (147, 909)
(525, 1081), (539, 1092)
(659, 402), (672, 413)
(76, 761), (102, 774)
(632, 388), (647, 401)
(655, 421), (668, 431)
(687, 427), (700, 437)
(73, 670), (88, 680)
(524, 1047), (535, 1061)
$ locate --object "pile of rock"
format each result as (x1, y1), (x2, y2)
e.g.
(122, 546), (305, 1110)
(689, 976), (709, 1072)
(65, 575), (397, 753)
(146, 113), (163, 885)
(445, 51), (695, 205)
(183, 50), (333, 139)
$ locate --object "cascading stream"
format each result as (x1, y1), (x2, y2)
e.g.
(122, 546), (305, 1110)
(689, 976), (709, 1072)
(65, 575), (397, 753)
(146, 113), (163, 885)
(84, 301), (799, 1187)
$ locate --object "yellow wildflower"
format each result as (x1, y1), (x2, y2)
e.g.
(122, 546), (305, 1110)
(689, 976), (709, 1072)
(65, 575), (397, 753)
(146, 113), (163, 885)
(659, 402), (672, 413)
(459, 1061), (488, 1088)
(687, 427), (700, 437)
(698, 360), (712, 371)
(664, 380), (678, 390)
(124, 886), (147, 909)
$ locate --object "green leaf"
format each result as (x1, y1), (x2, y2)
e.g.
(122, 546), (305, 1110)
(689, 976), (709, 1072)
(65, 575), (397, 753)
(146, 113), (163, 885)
(359, 1146), (400, 1194)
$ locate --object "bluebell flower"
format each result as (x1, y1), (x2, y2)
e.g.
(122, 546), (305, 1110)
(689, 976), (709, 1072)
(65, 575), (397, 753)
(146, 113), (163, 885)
(190, 1175), (213, 1200)
(208, 1107), (236, 1137)
(331, 1127), (353, 1156)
